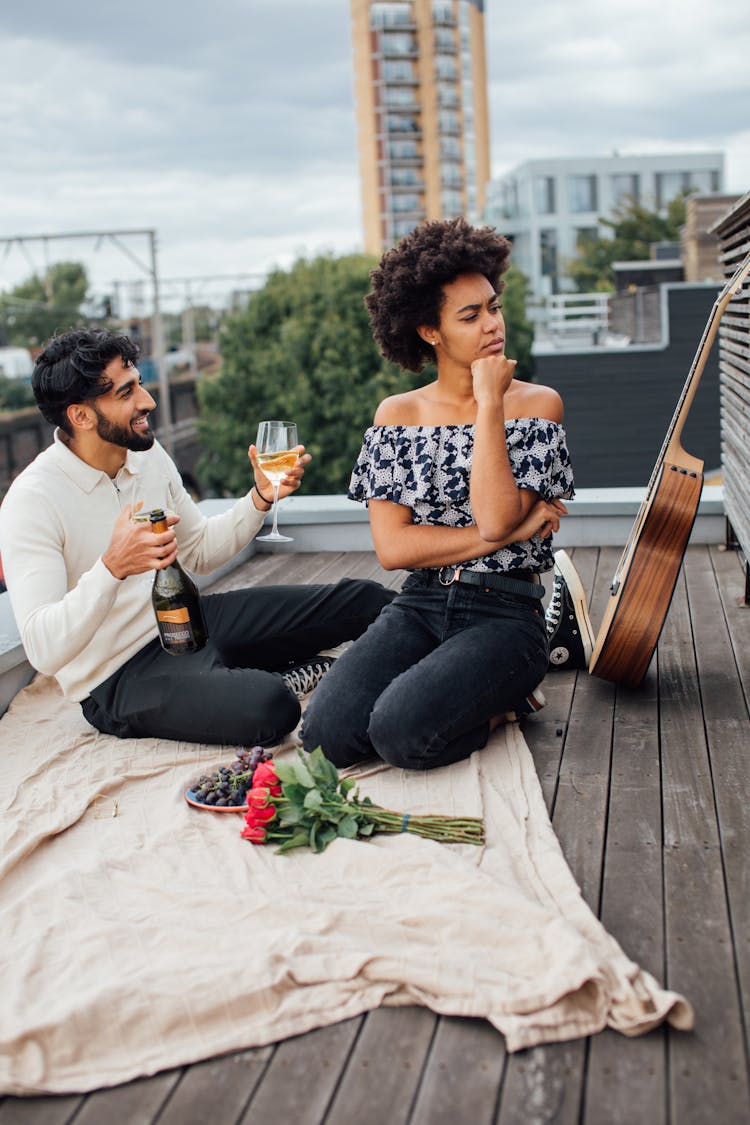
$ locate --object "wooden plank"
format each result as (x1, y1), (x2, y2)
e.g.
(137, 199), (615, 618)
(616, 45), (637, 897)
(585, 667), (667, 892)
(72, 1071), (181, 1125)
(584, 649), (668, 1125)
(657, 563), (750, 1124)
(499, 547), (613, 1125)
(0, 1097), (83, 1124)
(157, 1047), (274, 1125)
(496, 1042), (585, 1125)
(239, 1021), (362, 1125)
(685, 548), (750, 1061)
(324, 1007), (436, 1125)
(409, 1017), (506, 1125)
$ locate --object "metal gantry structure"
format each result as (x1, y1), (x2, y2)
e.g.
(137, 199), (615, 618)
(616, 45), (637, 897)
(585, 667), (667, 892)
(0, 228), (174, 452)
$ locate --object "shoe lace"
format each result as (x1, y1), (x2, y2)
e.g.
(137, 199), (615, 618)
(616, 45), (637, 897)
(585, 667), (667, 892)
(282, 659), (331, 698)
(546, 575), (564, 636)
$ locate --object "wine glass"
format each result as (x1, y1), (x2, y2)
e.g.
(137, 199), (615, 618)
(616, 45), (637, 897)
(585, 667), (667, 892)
(255, 420), (298, 542)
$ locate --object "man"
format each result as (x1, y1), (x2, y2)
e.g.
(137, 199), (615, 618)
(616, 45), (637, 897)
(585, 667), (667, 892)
(0, 329), (393, 747)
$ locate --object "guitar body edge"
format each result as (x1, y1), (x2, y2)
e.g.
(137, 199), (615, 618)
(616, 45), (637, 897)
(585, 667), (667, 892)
(589, 463), (703, 687)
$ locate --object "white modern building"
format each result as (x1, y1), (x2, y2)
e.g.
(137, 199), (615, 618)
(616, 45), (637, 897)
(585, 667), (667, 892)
(484, 152), (724, 297)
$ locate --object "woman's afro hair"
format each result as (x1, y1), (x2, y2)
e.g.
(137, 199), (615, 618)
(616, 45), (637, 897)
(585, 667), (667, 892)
(365, 217), (511, 372)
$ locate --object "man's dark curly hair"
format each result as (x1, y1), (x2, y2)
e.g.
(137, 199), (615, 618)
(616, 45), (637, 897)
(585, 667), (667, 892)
(32, 328), (140, 433)
(365, 217), (512, 372)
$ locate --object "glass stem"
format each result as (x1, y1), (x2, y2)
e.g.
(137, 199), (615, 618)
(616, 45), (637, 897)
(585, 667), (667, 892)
(270, 483), (281, 536)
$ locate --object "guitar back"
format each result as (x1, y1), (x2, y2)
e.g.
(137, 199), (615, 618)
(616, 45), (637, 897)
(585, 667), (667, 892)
(589, 458), (703, 687)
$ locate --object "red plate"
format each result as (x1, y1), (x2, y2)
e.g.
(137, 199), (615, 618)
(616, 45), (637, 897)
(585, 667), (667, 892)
(185, 787), (246, 814)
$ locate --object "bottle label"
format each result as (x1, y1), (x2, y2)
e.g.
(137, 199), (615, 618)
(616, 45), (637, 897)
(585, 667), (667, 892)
(156, 607), (194, 646)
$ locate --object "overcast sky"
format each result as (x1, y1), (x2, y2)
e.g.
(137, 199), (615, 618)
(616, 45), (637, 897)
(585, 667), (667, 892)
(1, 0), (748, 312)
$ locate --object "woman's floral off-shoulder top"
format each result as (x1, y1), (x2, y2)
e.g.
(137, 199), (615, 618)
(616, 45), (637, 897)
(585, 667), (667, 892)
(348, 420), (574, 574)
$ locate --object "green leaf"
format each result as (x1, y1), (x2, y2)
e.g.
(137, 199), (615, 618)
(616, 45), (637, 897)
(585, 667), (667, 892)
(316, 825), (338, 852)
(339, 777), (356, 797)
(337, 815), (359, 839)
(276, 830), (312, 854)
(303, 788), (323, 810)
(278, 804), (306, 826)
(358, 821), (375, 837)
(280, 782), (310, 806)
(290, 758), (315, 788)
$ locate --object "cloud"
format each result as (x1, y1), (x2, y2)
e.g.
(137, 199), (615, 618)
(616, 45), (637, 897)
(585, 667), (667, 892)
(0, 0), (748, 303)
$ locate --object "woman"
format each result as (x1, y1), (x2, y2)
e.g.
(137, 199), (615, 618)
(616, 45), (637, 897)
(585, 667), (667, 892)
(302, 218), (572, 771)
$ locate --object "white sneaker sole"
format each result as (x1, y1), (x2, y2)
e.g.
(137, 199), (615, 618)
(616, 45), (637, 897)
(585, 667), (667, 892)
(552, 550), (596, 665)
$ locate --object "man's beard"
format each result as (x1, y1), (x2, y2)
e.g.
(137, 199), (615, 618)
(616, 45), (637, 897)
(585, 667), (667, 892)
(92, 403), (155, 451)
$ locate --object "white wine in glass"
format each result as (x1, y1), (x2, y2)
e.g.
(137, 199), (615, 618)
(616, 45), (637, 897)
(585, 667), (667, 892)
(256, 420), (298, 542)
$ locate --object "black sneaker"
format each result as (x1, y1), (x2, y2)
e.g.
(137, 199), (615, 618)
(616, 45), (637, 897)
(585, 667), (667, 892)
(546, 550), (595, 670)
(281, 643), (350, 700)
(282, 657), (334, 699)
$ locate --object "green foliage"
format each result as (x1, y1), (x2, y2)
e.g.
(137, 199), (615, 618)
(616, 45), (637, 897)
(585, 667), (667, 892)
(566, 194), (689, 292)
(198, 253), (537, 495)
(0, 262), (89, 347)
(0, 376), (35, 410)
(502, 265), (535, 381)
(196, 253), (418, 496)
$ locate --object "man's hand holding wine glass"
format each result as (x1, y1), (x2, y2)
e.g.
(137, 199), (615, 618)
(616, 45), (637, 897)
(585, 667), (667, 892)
(247, 442), (310, 503)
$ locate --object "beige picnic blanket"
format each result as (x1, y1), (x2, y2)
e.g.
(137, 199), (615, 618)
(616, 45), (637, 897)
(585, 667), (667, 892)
(0, 675), (692, 1095)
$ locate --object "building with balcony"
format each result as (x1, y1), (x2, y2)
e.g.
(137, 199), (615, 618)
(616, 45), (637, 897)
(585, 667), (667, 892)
(484, 152), (725, 298)
(350, 0), (490, 254)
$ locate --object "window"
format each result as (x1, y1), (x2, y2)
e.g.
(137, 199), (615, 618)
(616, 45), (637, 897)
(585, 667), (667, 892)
(568, 175), (597, 213)
(435, 55), (458, 80)
(383, 85), (416, 106)
(534, 176), (556, 215)
(386, 114), (419, 132)
(438, 82), (459, 107)
(440, 136), (461, 160)
(381, 32), (417, 56)
(390, 168), (422, 187)
(611, 173), (639, 206)
(539, 229), (559, 285)
(434, 28), (456, 51)
(392, 193), (421, 213)
(382, 60), (416, 83)
(441, 189), (464, 215)
(393, 218), (420, 238)
(372, 3), (415, 28)
(655, 172), (686, 209)
(438, 110), (460, 135)
(389, 139), (419, 160)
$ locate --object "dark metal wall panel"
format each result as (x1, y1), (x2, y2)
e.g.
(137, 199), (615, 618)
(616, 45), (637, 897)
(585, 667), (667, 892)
(535, 285), (721, 488)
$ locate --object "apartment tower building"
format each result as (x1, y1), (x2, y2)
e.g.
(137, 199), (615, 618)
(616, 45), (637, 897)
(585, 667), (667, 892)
(351, 0), (490, 255)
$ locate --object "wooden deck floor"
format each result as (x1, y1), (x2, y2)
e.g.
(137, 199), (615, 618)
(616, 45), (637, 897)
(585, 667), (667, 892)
(1, 545), (749, 1125)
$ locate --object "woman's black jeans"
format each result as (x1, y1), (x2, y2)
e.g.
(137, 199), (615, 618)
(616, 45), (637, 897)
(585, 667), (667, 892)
(302, 571), (549, 771)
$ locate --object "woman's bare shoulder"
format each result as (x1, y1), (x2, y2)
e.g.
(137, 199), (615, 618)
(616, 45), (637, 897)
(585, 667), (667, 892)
(373, 390), (422, 426)
(507, 380), (564, 424)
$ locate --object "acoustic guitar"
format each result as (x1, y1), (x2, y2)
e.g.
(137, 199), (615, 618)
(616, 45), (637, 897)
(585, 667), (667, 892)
(589, 250), (750, 687)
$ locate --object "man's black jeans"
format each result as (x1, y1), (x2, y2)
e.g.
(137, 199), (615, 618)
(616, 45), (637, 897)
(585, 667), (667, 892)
(82, 578), (393, 747)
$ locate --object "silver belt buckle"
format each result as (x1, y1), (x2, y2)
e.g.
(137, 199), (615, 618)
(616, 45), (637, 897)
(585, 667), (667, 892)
(438, 566), (461, 586)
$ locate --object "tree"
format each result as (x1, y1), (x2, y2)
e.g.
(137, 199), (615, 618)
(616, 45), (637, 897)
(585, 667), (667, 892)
(566, 194), (689, 292)
(197, 252), (536, 496)
(0, 376), (35, 410)
(502, 264), (535, 381)
(197, 254), (415, 496)
(0, 262), (89, 346)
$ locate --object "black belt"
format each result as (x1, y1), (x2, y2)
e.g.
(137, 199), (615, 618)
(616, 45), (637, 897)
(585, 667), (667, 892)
(422, 566), (544, 600)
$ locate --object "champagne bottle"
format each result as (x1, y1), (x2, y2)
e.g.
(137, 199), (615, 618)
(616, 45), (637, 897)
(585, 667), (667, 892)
(149, 509), (208, 655)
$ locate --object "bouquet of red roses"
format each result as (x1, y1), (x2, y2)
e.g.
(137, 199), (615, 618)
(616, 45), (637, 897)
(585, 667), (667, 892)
(241, 747), (484, 853)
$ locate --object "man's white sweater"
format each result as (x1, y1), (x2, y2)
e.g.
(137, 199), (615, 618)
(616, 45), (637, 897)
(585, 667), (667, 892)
(0, 432), (266, 700)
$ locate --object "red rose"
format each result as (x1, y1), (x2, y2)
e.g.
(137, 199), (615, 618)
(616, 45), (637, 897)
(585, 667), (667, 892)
(252, 761), (282, 796)
(241, 824), (267, 843)
(244, 804), (276, 827)
(246, 789), (275, 809)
